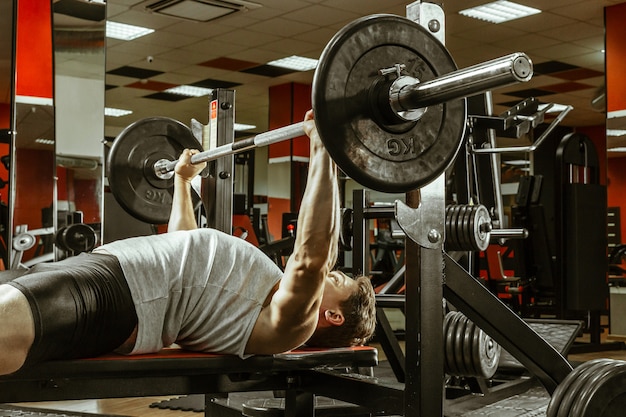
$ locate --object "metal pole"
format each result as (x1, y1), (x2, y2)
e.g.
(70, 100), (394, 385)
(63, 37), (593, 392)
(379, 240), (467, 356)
(392, 52), (532, 112)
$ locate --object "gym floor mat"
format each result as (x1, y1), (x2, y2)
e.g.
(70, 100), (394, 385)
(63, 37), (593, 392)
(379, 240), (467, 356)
(498, 319), (581, 370)
(0, 405), (128, 417)
(459, 385), (549, 417)
(149, 395), (204, 413)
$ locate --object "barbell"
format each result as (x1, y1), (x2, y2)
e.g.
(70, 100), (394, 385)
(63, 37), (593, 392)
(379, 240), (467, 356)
(108, 14), (533, 224)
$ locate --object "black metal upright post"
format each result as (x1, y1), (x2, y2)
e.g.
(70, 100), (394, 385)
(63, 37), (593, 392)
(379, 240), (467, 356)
(400, 3), (448, 416)
(202, 89), (235, 234)
(399, 175), (446, 417)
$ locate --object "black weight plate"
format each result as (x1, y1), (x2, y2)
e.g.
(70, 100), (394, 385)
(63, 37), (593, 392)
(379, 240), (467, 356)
(448, 205), (463, 251)
(445, 312), (462, 376)
(454, 313), (470, 376)
(107, 117), (202, 224)
(467, 205), (478, 251)
(472, 325), (500, 379)
(313, 14), (466, 193)
(453, 205), (468, 251)
(457, 205), (471, 251)
(59, 223), (97, 253)
(443, 312), (454, 374)
(548, 359), (613, 417)
(471, 205), (491, 252)
(547, 360), (601, 417)
(571, 360), (626, 417)
(444, 205), (454, 250)
(460, 314), (478, 377)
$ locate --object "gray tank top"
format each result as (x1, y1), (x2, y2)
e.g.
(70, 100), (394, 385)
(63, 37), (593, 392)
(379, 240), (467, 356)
(95, 229), (282, 358)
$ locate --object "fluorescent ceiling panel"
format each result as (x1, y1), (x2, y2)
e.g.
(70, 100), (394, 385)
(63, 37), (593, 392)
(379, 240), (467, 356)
(267, 55), (318, 71)
(459, 1), (541, 24)
(106, 21), (154, 41)
(164, 85), (214, 97)
(105, 107), (133, 117)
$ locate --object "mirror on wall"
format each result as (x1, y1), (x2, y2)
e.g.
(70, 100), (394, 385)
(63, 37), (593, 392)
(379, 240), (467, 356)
(7, 0), (106, 269)
(0, 1), (15, 269)
(10, 0), (56, 269)
(52, 0), (106, 259)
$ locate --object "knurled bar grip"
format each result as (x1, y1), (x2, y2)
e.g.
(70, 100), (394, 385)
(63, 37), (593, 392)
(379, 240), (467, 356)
(154, 52), (532, 177)
(155, 122), (306, 176)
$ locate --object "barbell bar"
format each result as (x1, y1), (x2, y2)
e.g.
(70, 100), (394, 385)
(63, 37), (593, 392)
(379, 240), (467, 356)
(153, 52), (531, 180)
(153, 122), (306, 178)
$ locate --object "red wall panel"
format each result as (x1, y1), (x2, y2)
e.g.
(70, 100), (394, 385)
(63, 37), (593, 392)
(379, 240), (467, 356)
(606, 3), (626, 112)
(268, 82), (311, 160)
(16, 0), (53, 99)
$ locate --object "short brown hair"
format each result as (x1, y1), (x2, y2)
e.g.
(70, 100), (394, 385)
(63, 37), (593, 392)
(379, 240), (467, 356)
(306, 275), (376, 348)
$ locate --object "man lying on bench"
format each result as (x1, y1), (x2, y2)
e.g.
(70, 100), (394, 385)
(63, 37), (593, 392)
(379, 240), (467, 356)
(0, 110), (376, 376)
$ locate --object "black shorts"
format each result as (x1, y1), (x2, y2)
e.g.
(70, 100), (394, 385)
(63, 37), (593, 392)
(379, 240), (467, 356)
(6, 252), (138, 367)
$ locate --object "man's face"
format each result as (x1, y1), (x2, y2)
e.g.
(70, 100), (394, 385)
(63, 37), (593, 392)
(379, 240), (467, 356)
(321, 270), (356, 313)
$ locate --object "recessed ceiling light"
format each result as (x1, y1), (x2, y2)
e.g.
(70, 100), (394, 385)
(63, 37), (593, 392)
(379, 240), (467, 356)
(459, 1), (541, 24)
(106, 21), (154, 41)
(105, 107), (133, 117)
(164, 85), (214, 97)
(607, 129), (626, 137)
(267, 55), (318, 71)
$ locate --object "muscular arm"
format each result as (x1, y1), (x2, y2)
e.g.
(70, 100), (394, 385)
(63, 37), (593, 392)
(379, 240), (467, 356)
(168, 149), (207, 232)
(247, 110), (340, 353)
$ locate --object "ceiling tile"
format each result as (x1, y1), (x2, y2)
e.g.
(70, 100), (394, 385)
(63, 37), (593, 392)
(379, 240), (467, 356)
(551, 1), (607, 20)
(283, 5), (359, 25)
(143, 92), (189, 102)
(503, 88), (555, 98)
(247, 17), (319, 37)
(242, 65), (297, 77)
(541, 81), (593, 93)
(529, 42), (595, 61)
(126, 80), (177, 91)
(552, 68), (604, 81)
(533, 61), (579, 75)
(541, 22), (603, 42)
(107, 66), (164, 79)
(199, 57), (259, 71)
(191, 78), (241, 89)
